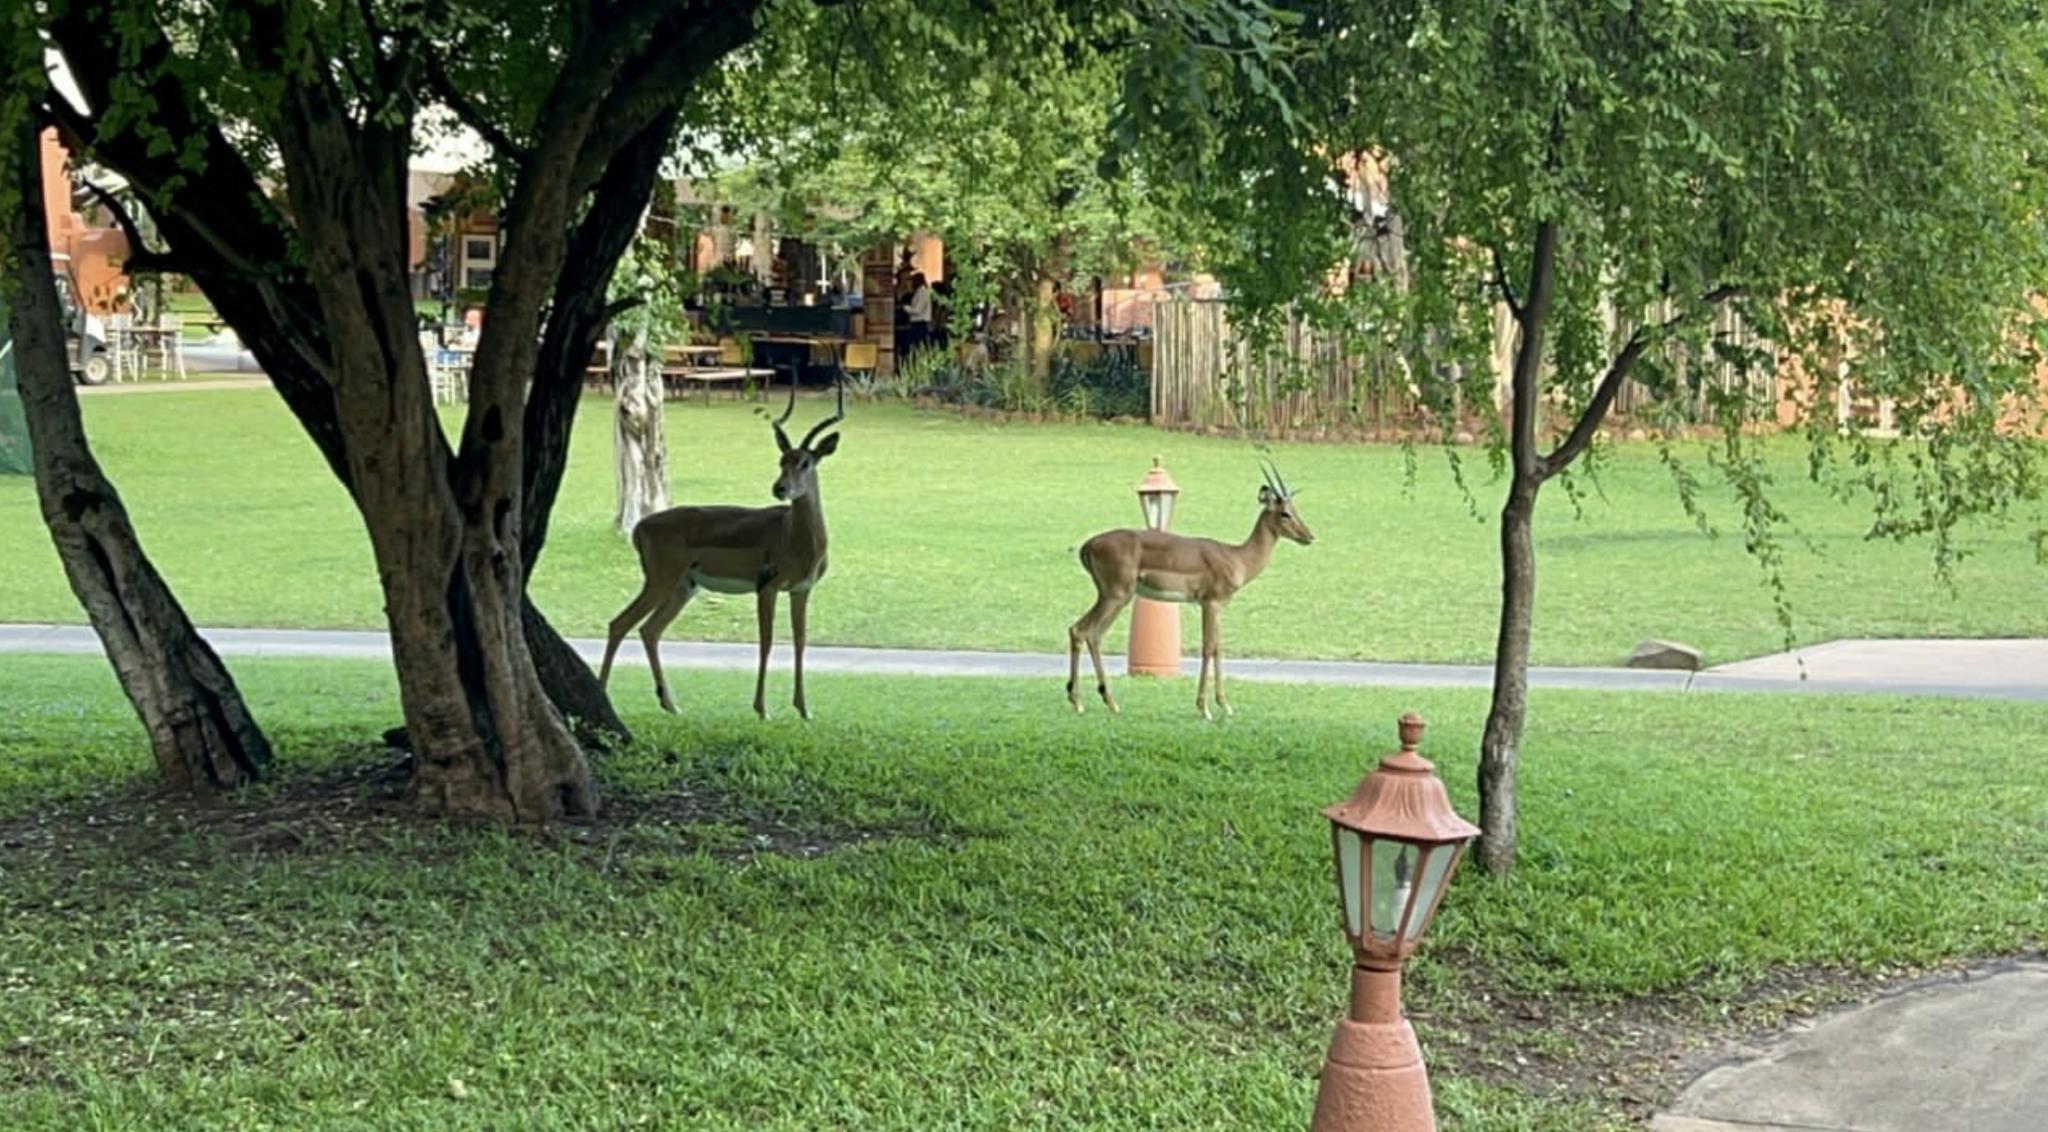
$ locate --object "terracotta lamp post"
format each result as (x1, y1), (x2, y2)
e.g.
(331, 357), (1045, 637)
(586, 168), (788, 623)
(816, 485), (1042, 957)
(1126, 457), (1181, 677)
(1311, 713), (1480, 1132)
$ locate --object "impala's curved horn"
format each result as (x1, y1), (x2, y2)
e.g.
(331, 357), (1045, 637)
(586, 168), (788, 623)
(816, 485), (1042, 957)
(1268, 457), (1295, 498)
(800, 377), (846, 450)
(1259, 457), (1288, 499)
(770, 381), (798, 452)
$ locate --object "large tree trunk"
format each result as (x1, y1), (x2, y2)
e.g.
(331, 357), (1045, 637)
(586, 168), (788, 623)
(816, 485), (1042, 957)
(262, 61), (592, 822)
(6, 122), (270, 790)
(43, 2), (763, 814)
(612, 332), (670, 535)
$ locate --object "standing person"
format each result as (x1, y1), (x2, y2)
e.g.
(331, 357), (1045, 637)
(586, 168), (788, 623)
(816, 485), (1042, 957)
(900, 272), (934, 360)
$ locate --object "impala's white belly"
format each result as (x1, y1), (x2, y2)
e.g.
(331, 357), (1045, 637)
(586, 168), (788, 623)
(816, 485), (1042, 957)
(1136, 572), (1198, 603)
(688, 569), (757, 595)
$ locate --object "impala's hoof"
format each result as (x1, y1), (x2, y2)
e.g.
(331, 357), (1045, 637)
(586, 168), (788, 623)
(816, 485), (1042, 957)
(658, 696), (678, 715)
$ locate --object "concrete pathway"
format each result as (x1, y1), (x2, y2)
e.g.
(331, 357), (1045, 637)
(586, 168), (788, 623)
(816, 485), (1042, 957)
(3, 624), (2044, 700)
(1652, 962), (2048, 1132)
(1710, 637), (2048, 691)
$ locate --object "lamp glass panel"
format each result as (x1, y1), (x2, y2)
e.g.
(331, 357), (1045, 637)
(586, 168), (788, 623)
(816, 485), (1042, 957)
(1335, 827), (1364, 938)
(1399, 844), (1459, 944)
(1368, 838), (1420, 940)
(1140, 492), (1175, 530)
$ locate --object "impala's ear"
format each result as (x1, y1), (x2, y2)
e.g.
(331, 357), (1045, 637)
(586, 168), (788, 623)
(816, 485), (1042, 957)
(811, 432), (841, 459)
(1257, 484), (1276, 505)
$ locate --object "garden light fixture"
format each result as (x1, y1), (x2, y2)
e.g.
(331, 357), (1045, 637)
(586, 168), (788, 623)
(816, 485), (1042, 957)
(1127, 456), (1181, 677)
(1310, 713), (1480, 1132)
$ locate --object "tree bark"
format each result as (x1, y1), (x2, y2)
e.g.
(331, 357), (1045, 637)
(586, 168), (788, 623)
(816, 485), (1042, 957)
(612, 331), (670, 535)
(1476, 220), (1558, 875)
(6, 120), (270, 791)
(1477, 481), (1536, 874)
(252, 35), (594, 821)
(511, 114), (678, 751)
(1026, 272), (1059, 392)
(41, 3), (764, 815)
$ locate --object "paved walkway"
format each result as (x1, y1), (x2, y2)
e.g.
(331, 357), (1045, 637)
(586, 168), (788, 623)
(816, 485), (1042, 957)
(1653, 961), (2048, 1132)
(3, 624), (2044, 700)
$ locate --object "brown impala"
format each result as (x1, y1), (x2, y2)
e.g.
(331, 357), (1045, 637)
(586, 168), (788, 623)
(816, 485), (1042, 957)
(599, 382), (844, 720)
(1067, 460), (1314, 718)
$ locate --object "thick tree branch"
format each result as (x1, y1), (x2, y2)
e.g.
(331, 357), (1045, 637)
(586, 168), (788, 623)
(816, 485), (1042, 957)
(1490, 243), (1523, 318)
(78, 180), (187, 277)
(45, 8), (351, 478)
(523, 108), (679, 566)
(1539, 284), (1745, 477)
(423, 53), (530, 163)
(568, 0), (767, 193)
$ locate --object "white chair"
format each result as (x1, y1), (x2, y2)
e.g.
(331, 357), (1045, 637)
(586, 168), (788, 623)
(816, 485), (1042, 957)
(105, 313), (138, 382)
(429, 347), (470, 405)
(155, 316), (188, 380)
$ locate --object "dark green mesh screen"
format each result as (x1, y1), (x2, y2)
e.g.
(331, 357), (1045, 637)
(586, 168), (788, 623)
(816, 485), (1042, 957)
(0, 298), (32, 475)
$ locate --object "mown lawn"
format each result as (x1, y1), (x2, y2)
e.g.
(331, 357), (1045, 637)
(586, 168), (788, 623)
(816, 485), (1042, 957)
(2, 655), (2044, 1130)
(0, 390), (2042, 665)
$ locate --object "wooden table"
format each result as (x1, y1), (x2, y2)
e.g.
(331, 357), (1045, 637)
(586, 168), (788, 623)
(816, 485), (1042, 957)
(113, 325), (186, 381)
(746, 334), (851, 376)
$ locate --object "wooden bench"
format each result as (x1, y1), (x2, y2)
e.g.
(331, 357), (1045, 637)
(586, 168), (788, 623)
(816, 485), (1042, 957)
(662, 365), (775, 402)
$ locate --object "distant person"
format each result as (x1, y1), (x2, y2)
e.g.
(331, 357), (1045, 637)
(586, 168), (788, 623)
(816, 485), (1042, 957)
(899, 272), (934, 359)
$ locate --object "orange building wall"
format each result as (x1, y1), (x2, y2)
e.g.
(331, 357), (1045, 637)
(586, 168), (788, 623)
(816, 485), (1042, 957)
(41, 128), (131, 314)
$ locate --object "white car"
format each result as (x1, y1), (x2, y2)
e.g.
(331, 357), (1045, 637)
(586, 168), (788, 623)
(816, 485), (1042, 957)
(49, 253), (110, 384)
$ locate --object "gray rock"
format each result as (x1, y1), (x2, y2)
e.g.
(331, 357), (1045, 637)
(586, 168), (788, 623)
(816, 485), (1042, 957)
(1628, 639), (1702, 671)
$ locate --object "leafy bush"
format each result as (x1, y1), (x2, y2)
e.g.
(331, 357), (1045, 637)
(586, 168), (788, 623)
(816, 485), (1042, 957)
(1050, 348), (1148, 419)
(908, 344), (1149, 420)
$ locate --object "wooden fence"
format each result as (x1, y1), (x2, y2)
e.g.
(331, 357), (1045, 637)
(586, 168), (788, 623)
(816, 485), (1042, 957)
(1150, 299), (1418, 432)
(1149, 296), (1782, 434)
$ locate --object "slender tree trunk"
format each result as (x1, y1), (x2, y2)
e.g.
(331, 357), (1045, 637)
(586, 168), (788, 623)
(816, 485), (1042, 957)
(612, 331), (670, 535)
(6, 123), (270, 790)
(1026, 273), (1059, 393)
(1476, 220), (1558, 875)
(1477, 479), (1536, 873)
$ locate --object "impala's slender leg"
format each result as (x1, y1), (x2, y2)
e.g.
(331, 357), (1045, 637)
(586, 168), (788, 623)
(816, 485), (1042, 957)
(1203, 600), (1231, 718)
(790, 589), (811, 720)
(1078, 592), (1131, 714)
(639, 583), (696, 714)
(1067, 598), (1124, 713)
(1194, 601), (1215, 720)
(753, 586), (779, 719)
(601, 560), (683, 689)
(1067, 621), (1086, 714)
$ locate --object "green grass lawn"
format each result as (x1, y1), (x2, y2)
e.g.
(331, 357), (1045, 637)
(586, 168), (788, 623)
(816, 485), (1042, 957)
(0, 390), (2042, 665)
(2, 656), (2043, 1129)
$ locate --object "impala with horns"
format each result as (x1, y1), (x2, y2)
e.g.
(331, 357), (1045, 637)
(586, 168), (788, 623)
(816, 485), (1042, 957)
(1068, 460), (1314, 719)
(599, 383), (845, 719)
